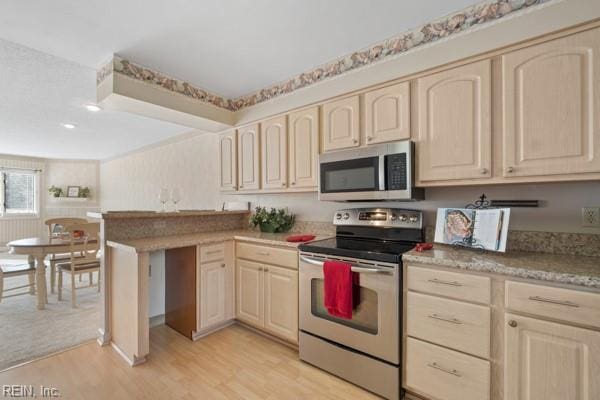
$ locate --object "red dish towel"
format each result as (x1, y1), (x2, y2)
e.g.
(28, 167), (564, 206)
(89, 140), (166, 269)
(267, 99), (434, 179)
(323, 260), (357, 319)
(286, 234), (316, 243)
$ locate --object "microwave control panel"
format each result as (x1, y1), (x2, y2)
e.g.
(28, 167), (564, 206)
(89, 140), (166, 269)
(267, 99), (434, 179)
(385, 153), (407, 191)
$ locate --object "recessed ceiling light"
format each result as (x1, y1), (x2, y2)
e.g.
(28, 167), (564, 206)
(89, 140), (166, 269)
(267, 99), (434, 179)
(62, 123), (76, 129)
(85, 104), (102, 112)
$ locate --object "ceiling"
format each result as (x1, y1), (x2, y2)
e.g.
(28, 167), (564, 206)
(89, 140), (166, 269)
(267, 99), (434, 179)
(0, 39), (189, 160)
(0, 0), (482, 160)
(0, 0), (480, 99)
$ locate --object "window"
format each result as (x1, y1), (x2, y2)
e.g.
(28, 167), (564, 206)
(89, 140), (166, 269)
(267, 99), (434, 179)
(0, 169), (39, 217)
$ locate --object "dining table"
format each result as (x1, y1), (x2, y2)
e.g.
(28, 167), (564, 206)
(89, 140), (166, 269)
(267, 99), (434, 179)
(7, 236), (97, 310)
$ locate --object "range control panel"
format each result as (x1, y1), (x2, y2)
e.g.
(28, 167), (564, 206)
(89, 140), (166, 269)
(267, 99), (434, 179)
(333, 208), (422, 229)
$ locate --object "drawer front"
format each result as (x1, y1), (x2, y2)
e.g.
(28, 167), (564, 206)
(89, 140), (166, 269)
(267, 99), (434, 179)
(407, 292), (491, 358)
(200, 243), (225, 263)
(407, 265), (491, 304)
(236, 242), (298, 270)
(405, 337), (490, 400)
(505, 280), (600, 329)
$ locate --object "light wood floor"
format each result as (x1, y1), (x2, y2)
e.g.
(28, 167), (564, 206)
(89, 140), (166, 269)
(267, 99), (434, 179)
(0, 324), (380, 399)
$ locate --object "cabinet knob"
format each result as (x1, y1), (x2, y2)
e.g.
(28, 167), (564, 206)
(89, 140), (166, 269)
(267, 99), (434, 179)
(221, 263), (226, 268)
(291, 182), (296, 186)
(506, 166), (514, 173)
(239, 185), (244, 188)
(282, 182), (286, 187)
(508, 320), (518, 328)
(481, 168), (488, 174)
(258, 267), (263, 271)
(367, 137), (373, 142)
(353, 139), (358, 144)
(264, 267), (269, 272)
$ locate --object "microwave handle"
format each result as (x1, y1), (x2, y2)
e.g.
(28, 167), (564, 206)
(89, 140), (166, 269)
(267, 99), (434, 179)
(378, 155), (386, 191)
(300, 255), (392, 275)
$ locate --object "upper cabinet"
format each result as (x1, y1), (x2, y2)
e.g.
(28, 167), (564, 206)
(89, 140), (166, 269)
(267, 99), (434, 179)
(219, 131), (237, 191)
(237, 124), (260, 191)
(415, 59), (492, 183)
(502, 28), (600, 178)
(288, 107), (319, 189)
(261, 116), (287, 190)
(364, 82), (411, 144)
(220, 25), (600, 192)
(321, 95), (360, 152)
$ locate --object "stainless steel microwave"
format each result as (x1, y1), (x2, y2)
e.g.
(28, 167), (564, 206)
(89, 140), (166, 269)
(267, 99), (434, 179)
(318, 141), (424, 201)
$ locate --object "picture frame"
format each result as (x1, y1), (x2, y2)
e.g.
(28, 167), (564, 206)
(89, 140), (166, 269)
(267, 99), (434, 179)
(66, 186), (81, 198)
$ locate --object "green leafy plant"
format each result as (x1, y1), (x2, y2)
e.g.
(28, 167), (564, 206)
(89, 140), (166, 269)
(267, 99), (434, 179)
(250, 206), (295, 233)
(48, 185), (62, 198)
(78, 187), (90, 198)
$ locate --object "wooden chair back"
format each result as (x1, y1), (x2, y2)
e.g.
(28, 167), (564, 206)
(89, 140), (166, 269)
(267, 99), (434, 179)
(45, 218), (88, 238)
(65, 222), (101, 269)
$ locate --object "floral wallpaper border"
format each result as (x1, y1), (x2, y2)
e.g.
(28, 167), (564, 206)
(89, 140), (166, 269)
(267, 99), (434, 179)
(96, 0), (553, 112)
(96, 60), (113, 85)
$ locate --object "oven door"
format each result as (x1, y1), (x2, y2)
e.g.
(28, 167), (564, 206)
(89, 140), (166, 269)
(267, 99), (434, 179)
(299, 253), (400, 364)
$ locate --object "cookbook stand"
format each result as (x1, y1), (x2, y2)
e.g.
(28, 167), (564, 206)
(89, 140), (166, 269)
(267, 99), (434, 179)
(450, 194), (493, 251)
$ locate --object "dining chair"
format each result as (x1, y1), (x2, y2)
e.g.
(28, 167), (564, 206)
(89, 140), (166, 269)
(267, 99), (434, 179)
(44, 217), (88, 293)
(57, 222), (101, 308)
(0, 262), (36, 303)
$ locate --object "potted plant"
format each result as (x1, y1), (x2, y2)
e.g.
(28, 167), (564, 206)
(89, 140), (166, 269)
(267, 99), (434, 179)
(48, 186), (62, 198)
(250, 207), (295, 233)
(78, 187), (90, 198)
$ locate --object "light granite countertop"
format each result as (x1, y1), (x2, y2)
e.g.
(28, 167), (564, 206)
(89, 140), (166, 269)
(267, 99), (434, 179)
(88, 210), (249, 220)
(403, 245), (600, 289)
(106, 230), (330, 253)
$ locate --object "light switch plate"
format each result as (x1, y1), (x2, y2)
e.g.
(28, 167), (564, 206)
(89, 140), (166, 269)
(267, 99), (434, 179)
(582, 207), (600, 227)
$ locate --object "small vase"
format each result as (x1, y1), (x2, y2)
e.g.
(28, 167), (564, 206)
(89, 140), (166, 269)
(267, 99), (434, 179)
(259, 223), (277, 233)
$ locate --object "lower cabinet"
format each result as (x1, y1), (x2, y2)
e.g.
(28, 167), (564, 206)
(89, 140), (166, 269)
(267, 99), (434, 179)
(405, 337), (490, 400)
(199, 260), (234, 329)
(236, 258), (298, 344)
(264, 265), (298, 342)
(197, 242), (234, 335)
(504, 313), (600, 400)
(236, 259), (264, 327)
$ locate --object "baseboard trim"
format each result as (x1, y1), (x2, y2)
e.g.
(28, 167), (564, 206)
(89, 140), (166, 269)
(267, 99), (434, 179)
(192, 319), (235, 341)
(109, 342), (146, 367)
(235, 321), (298, 350)
(97, 328), (110, 346)
(149, 314), (165, 328)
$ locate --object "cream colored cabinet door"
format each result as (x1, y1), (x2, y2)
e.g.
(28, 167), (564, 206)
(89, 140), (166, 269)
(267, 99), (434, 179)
(502, 28), (600, 178)
(288, 107), (319, 188)
(416, 59), (492, 182)
(364, 82), (410, 145)
(505, 313), (600, 400)
(321, 95), (360, 152)
(219, 131), (237, 191)
(235, 259), (263, 327)
(237, 124), (260, 191)
(261, 116), (288, 190)
(263, 265), (298, 343)
(199, 261), (226, 329)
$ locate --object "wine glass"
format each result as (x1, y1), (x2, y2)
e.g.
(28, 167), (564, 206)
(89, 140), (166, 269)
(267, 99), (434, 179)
(171, 188), (181, 212)
(158, 188), (170, 212)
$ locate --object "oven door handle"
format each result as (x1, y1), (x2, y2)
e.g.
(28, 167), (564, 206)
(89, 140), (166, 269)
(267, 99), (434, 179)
(300, 255), (393, 275)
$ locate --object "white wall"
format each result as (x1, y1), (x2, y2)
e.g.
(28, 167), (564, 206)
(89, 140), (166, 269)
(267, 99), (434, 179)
(100, 133), (600, 235)
(100, 133), (221, 212)
(45, 159), (100, 219)
(149, 251), (165, 318)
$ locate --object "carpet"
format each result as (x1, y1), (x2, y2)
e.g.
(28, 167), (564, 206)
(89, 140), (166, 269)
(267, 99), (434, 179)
(0, 255), (101, 371)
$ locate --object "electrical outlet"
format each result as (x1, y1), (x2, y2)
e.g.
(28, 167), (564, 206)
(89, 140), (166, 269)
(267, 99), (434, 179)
(581, 207), (600, 227)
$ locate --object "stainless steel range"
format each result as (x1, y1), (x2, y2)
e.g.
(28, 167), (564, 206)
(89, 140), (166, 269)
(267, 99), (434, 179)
(298, 208), (423, 400)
